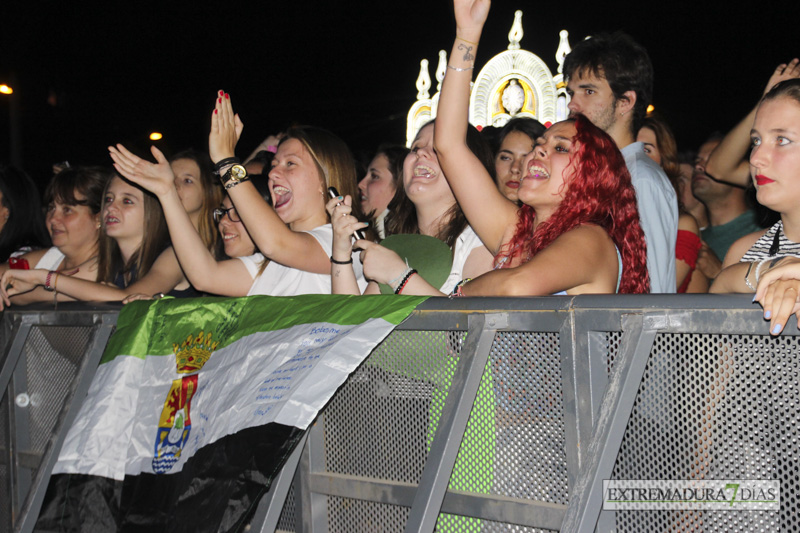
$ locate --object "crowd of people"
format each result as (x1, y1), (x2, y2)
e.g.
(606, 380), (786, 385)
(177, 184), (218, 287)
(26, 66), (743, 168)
(1, 0), (799, 334)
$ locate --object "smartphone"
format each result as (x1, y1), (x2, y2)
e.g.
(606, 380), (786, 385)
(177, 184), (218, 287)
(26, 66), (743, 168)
(9, 257), (30, 270)
(327, 187), (366, 240)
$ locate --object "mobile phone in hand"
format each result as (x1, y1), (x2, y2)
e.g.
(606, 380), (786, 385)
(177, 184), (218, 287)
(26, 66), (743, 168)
(328, 187), (366, 240)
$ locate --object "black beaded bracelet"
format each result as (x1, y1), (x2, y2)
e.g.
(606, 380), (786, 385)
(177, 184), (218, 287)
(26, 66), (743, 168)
(330, 256), (353, 265)
(214, 157), (240, 173)
(394, 269), (418, 295)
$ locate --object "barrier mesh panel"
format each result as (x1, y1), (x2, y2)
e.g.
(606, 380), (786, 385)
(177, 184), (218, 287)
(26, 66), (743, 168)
(275, 480), (297, 532)
(605, 331), (623, 375)
(281, 330), (465, 530)
(24, 327), (92, 454)
(436, 331), (565, 532)
(326, 496), (409, 532)
(0, 324), (94, 532)
(323, 330), (462, 483)
(610, 333), (793, 532)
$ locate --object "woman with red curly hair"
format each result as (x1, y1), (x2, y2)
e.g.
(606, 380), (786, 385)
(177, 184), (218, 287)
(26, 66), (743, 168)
(433, 0), (649, 295)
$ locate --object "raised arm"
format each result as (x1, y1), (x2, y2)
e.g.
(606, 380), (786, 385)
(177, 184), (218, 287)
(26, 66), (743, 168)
(109, 144), (252, 296)
(244, 133), (282, 164)
(210, 93), (330, 274)
(433, 0), (517, 253)
(706, 59), (800, 186)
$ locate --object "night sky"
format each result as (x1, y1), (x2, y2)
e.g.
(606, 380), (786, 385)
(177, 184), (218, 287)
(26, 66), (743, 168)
(2, 1), (798, 188)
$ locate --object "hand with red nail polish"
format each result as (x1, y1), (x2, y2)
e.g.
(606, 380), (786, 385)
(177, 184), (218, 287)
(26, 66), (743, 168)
(209, 91), (244, 164)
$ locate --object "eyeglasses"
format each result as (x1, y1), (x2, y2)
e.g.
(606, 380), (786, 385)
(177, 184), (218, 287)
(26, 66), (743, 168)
(213, 206), (240, 224)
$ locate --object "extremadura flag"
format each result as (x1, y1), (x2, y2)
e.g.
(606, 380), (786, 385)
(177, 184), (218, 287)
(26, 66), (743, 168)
(36, 294), (426, 532)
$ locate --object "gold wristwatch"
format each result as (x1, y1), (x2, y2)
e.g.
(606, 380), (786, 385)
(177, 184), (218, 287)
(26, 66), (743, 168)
(222, 164), (249, 190)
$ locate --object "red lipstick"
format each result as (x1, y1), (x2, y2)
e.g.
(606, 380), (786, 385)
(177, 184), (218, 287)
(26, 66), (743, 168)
(755, 175), (775, 186)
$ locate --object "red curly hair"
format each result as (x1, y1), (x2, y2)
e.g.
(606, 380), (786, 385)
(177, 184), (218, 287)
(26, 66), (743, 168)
(496, 114), (650, 294)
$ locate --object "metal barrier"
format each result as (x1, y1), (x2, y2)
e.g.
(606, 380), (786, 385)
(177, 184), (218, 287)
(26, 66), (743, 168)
(0, 304), (118, 533)
(1, 296), (797, 532)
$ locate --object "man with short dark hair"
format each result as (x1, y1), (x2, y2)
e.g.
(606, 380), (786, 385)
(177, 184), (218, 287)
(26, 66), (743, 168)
(692, 137), (761, 278)
(564, 32), (678, 293)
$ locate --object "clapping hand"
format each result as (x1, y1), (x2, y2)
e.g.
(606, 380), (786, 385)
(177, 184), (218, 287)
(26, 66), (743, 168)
(109, 144), (175, 198)
(209, 90), (244, 164)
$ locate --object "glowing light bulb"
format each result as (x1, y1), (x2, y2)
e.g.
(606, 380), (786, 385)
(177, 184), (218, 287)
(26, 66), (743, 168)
(150, 132), (163, 141)
(0, 85), (13, 95)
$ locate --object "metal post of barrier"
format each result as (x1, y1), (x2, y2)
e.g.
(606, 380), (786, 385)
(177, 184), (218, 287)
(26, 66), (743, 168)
(11, 342), (33, 513)
(560, 312), (663, 532)
(16, 312), (117, 533)
(296, 419), (328, 533)
(404, 312), (505, 533)
(558, 308), (581, 495)
(0, 315), (36, 399)
(250, 432), (308, 532)
(2, 314), (36, 527)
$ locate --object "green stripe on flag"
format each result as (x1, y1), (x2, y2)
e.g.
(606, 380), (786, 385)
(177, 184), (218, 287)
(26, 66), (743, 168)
(102, 294), (427, 363)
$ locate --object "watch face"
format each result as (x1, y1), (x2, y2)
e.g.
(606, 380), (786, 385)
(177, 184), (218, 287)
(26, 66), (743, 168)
(231, 165), (247, 180)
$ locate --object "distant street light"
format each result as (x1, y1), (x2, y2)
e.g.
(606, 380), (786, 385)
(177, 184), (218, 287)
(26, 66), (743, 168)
(646, 104), (655, 114)
(0, 84), (12, 95)
(149, 132), (163, 141)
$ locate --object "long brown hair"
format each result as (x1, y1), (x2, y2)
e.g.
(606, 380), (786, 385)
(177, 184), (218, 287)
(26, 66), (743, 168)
(97, 175), (169, 285)
(171, 149), (222, 253)
(640, 115), (681, 185)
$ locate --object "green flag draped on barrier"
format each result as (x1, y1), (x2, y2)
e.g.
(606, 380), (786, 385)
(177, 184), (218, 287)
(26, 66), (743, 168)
(37, 294), (426, 532)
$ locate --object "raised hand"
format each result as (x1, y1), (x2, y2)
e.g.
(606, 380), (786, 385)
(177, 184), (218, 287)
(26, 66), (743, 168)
(764, 58), (800, 95)
(453, 0), (491, 41)
(209, 90), (244, 164)
(327, 196), (368, 262)
(109, 144), (175, 198)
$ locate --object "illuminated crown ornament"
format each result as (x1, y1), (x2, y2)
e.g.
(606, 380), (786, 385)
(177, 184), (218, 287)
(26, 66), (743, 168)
(406, 10), (572, 145)
(173, 331), (220, 374)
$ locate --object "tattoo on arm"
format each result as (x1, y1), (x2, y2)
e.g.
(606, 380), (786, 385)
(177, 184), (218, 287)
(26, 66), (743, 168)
(457, 43), (474, 62)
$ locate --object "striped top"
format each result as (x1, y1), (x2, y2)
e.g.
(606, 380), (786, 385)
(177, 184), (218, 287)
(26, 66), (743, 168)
(740, 221), (800, 262)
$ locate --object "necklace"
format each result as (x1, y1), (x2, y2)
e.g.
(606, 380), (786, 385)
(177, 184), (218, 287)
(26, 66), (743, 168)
(60, 254), (98, 275)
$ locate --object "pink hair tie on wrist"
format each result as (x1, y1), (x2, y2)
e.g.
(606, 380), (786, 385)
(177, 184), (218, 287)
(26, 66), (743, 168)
(266, 145), (278, 154)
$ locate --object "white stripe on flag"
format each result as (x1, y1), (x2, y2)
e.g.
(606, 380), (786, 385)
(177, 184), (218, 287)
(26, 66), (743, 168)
(55, 317), (399, 479)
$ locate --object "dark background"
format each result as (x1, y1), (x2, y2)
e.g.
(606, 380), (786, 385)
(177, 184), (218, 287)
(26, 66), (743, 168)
(1, 1), (798, 188)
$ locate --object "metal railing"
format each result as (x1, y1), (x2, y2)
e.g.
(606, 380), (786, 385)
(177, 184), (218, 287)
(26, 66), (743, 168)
(1, 295), (796, 532)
